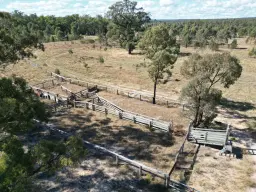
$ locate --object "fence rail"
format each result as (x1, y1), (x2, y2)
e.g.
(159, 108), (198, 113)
(169, 124), (191, 176)
(74, 100), (171, 132)
(51, 72), (185, 108)
(37, 120), (198, 191)
(188, 125), (231, 147)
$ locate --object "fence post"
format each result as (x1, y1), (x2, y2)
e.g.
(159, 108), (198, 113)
(138, 166), (142, 178)
(115, 156), (119, 165)
(66, 100), (68, 108)
(117, 89), (119, 95)
(86, 103), (89, 109)
(74, 101), (76, 108)
(225, 124), (231, 145)
(149, 120), (152, 128)
(92, 104), (95, 111)
(128, 92), (129, 98)
(133, 116), (136, 123)
(105, 108), (108, 115)
(167, 101), (168, 107)
(92, 98), (95, 104)
(119, 112), (123, 119)
(182, 104), (185, 111)
(165, 175), (170, 187)
(52, 80), (54, 86)
(140, 95), (142, 101)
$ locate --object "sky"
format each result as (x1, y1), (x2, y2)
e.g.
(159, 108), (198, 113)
(0, 0), (255, 19)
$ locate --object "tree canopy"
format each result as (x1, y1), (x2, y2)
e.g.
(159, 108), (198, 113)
(107, 0), (150, 54)
(0, 77), (86, 191)
(139, 24), (180, 104)
(180, 53), (242, 127)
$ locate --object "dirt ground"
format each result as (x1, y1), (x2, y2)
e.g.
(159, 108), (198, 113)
(49, 107), (191, 177)
(189, 146), (255, 192)
(98, 91), (190, 129)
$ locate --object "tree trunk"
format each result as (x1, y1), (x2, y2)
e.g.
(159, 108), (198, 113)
(128, 47), (132, 54)
(153, 81), (157, 104)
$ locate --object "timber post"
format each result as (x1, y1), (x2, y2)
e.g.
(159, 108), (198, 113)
(165, 175), (170, 187)
(119, 111), (123, 119)
(115, 155), (119, 165)
(138, 166), (142, 178)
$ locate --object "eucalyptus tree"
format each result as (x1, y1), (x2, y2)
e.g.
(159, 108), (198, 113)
(107, 0), (150, 54)
(139, 24), (180, 104)
(180, 53), (242, 127)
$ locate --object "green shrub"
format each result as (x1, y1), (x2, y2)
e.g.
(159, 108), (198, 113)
(104, 47), (108, 51)
(209, 39), (219, 51)
(55, 68), (60, 74)
(98, 56), (104, 63)
(249, 47), (256, 57)
(230, 39), (238, 49)
(68, 49), (73, 54)
(84, 63), (88, 68)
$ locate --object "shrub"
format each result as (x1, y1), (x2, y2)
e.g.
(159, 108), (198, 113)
(80, 40), (86, 44)
(84, 63), (88, 68)
(68, 49), (73, 54)
(55, 68), (60, 74)
(98, 56), (104, 63)
(230, 39), (238, 49)
(104, 47), (108, 51)
(209, 39), (219, 51)
(249, 47), (256, 57)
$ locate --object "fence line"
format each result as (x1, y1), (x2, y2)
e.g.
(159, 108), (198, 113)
(51, 72), (186, 109)
(36, 119), (199, 191)
(32, 79), (58, 89)
(74, 100), (172, 132)
(169, 124), (191, 176)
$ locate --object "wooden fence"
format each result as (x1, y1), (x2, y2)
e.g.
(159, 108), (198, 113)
(169, 124), (191, 176)
(188, 125), (231, 146)
(74, 100), (172, 132)
(38, 120), (199, 191)
(30, 86), (68, 101)
(33, 79), (58, 89)
(51, 72), (186, 109)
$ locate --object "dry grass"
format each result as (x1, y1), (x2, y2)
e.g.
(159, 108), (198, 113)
(188, 147), (255, 192)
(98, 91), (189, 130)
(50, 107), (186, 173)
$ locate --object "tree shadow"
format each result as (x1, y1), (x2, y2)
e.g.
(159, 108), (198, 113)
(220, 98), (255, 112)
(178, 52), (191, 57)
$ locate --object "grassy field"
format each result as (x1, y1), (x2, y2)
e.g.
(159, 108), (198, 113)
(2, 38), (256, 191)
(2, 38), (255, 117)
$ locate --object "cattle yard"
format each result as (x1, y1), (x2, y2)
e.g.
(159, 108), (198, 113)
(25, 71), (255, 192)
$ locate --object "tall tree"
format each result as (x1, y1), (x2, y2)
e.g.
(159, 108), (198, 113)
(0, 12), (44, 67)
(180, 53), (242, 127)
(139, 24), (180, 104)
(107, 0), (150, 54)
(0, 12), (86, 191)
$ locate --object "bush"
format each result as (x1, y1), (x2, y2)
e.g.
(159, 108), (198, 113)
(55, 68), (60, 74)
(249, 47), (256, 57)
(84, 63), (88, 68)
(98, 56), (104, 63)
(230, 39), (238, 49)
(68, 49), (73, 54)
(209, 39), (219, 51)
(104, 47), (108, 51)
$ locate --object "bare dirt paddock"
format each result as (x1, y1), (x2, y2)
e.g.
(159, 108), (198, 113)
(49, 107), (194, 177)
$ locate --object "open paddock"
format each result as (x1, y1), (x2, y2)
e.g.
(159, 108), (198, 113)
(49, 107), (195, 179)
